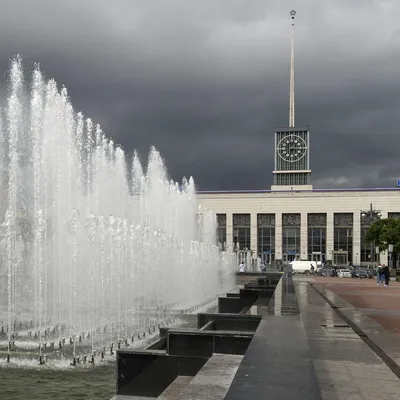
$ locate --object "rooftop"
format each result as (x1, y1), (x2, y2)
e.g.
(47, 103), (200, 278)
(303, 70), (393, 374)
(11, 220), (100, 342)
(197, 187), (400, 195)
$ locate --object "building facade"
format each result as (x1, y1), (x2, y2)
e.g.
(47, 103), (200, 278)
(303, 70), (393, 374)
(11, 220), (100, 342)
(197, 189), (400, 267)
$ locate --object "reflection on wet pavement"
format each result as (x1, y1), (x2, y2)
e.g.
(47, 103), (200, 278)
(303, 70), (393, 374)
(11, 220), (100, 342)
(295, 280), (400, 400)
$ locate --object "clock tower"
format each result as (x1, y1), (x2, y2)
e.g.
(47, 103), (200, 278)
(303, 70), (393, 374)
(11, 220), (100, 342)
(271, 10), (313, 191)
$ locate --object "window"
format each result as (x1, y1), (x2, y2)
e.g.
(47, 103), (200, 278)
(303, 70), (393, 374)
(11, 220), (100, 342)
(216, 214), (226, 249)
(233, 214), (250, 250)
(333, 213), (353, 265)
(307, 213), (327, 262)
(282, 213), (301, 260)
(388, 212), (400, 219)
(257, 214), (275, 263)
(388, 213), (400, 267)
(360, 216), (372, 263)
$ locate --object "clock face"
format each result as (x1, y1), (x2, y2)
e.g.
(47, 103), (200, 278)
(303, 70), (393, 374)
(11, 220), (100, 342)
(277, 134), (307, 163)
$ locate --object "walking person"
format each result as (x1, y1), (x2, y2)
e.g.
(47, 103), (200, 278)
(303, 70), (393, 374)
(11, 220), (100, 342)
(238, 261), (246, 273)
(376, 264), (384, 285)
(382, 264), (390, 287)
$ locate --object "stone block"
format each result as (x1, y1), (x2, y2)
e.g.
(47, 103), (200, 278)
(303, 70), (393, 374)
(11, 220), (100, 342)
(116, 349), (207, 398)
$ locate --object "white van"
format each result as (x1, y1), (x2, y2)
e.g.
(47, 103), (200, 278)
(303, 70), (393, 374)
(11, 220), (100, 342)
(289, 260), (317, 275)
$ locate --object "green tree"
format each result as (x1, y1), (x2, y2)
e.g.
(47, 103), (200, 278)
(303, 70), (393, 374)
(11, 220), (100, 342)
(365, 218), (400, 253)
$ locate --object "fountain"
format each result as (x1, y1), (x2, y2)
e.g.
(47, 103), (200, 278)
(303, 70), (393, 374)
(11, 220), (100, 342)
(0, 56), (236, 368)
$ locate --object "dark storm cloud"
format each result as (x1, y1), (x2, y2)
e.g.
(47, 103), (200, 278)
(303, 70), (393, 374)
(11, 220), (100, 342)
(0, 0), (399, 190)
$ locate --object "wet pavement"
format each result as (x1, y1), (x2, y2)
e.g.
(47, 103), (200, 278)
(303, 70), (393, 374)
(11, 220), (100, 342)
(311, 276), (400, 337)
(295, 276), (400, 399)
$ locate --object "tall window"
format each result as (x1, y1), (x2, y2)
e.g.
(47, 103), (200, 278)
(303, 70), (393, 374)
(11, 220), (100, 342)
(257, 214), (275, 263)
(388, 212), (400, 219)
(388, 213), (400, 268)
(233, 214), (251, 250)
(282, 213), (301, 261)
(307, 213), (327, 262)
(333, 213), (353, 266)
(360, 214), (373, 264)
(216, 214), (226, 250)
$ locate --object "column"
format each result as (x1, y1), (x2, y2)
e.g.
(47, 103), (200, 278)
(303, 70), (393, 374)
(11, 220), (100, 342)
(275, 212), (282, 261)
(353, 212), (361, 266)
(326, 212), (334, 262)
(226, 212), (233, 253)
(300, 212), (308, 260)
(250, 213), (258, 259)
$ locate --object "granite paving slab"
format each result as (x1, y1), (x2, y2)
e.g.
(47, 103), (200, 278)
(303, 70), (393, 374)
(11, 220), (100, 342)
(110, 396), (156, 400)
(312, 282), (400, 373)
(225, 313), (322, 399)
(157, 376), (193, 399)
(176, 354), (243, 400)
(295, 280), (400, 400)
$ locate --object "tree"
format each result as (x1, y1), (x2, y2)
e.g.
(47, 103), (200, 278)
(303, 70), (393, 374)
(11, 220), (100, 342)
(365, 218), (400, 253)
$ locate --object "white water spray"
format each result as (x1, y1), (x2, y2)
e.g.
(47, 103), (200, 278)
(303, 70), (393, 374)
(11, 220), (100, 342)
(0, 57), (236, 366)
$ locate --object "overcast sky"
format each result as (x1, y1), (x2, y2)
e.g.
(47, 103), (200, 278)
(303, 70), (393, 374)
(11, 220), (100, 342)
(0, 0), (399, 190)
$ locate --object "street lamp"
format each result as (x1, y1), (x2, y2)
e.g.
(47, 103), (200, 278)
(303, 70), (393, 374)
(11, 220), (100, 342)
(361, 203), (382, 267)
(388, 244), (394, 269)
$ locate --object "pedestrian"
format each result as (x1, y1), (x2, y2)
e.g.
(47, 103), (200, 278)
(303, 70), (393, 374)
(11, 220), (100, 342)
(376, 264), (384, 285)
(238, 261), (246, 273)
(382, 264), (390, 287)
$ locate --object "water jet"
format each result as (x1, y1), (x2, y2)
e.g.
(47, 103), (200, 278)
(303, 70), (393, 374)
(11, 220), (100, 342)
(0, 57), (236, 368)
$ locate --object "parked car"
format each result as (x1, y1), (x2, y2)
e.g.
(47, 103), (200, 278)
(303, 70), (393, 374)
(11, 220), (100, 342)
(351, 269), (368, 279)
(338, 269), (352, 278)
(317, 267), (334, 277)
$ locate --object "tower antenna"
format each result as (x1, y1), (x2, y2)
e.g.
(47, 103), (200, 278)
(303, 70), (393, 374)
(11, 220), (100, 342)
(289, 9), (296, 128)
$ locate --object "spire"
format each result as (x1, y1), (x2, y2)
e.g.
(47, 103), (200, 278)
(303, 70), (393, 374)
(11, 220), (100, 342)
(289, 9), (296, 128)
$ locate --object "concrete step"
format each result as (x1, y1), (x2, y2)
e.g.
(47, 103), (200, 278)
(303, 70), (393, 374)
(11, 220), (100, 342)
(157, 376), (193, 399)
(176, 354), (243, 400)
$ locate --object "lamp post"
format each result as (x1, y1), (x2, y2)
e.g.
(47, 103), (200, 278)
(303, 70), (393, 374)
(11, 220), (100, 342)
(388, 244), (394, 269)
(361, 203), (382, 267)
